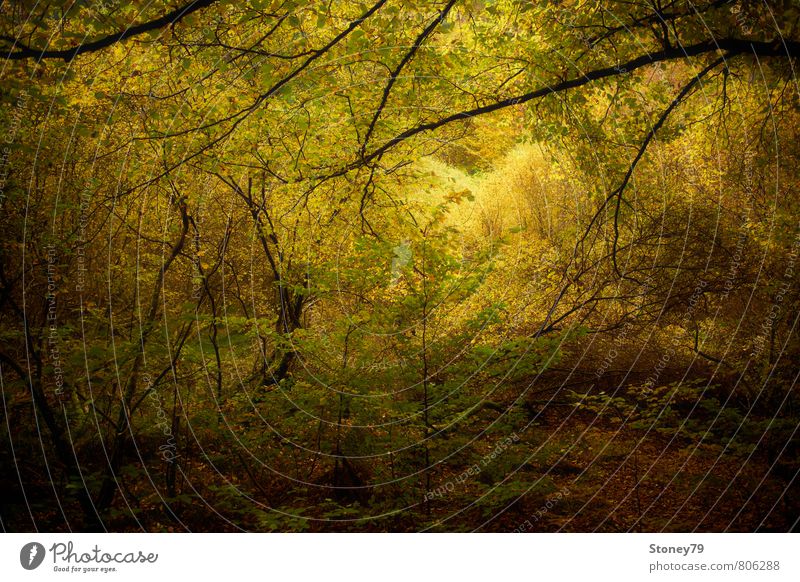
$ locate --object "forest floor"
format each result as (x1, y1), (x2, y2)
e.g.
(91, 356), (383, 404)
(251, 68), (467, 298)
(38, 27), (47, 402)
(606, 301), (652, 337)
(465, 406), (794, 533)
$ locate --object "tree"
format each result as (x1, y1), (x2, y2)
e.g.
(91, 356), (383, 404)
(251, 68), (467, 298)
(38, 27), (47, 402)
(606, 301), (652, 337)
(2, 0), (799, 532)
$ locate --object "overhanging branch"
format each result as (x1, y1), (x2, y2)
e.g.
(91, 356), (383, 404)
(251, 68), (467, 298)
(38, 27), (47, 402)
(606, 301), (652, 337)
(353, 37), (799, 171)
(3, 0), (219, 62)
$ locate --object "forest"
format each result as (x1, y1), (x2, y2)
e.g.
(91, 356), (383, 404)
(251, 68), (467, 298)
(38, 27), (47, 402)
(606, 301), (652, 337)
(1, 0), (799, 532)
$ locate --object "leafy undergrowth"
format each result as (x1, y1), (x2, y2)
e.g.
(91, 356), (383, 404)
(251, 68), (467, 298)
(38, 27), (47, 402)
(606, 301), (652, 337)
(82, 388), (796, 533)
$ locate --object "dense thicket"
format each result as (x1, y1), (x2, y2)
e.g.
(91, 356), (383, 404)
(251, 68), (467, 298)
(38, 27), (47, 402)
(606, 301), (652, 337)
(1, 0), (799, 531)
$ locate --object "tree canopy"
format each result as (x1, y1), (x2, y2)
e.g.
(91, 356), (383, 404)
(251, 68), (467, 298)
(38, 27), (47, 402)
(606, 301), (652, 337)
(2, 0), (799, 532)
